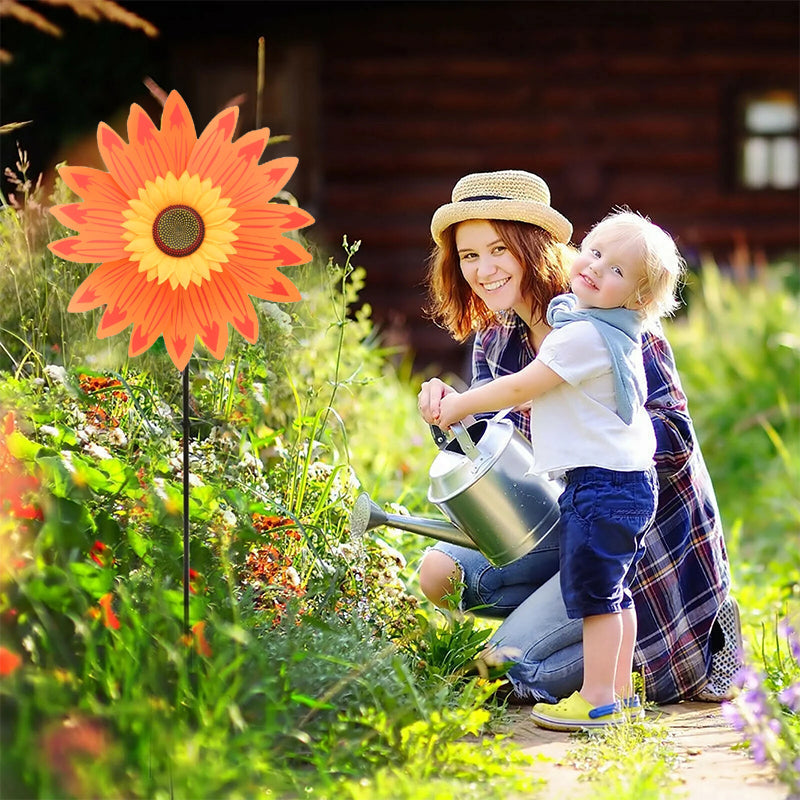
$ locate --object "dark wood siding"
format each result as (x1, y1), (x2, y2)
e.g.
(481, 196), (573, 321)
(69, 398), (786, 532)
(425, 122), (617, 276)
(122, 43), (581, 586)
(145, 1), (800, 373)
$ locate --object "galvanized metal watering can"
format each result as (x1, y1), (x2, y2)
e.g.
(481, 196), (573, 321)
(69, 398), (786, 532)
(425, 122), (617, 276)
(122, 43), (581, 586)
(350, 411), (562, 566)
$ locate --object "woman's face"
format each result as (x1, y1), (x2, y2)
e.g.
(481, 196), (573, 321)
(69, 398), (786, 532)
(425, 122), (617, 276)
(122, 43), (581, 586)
(454, 220), (528, 318)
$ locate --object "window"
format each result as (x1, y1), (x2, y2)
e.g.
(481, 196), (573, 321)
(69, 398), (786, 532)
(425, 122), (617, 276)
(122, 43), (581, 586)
(738, 90), (799, 190)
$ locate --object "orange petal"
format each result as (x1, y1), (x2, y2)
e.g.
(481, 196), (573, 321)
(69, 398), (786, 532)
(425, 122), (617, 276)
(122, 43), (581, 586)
(57, 166), (128, 206)
(230, 157), (298, 207)
(185, 286), (230, 360)
(186, 105), (240, 180)
(125, 103), (174, 186)
(50, 202), (125, 235)
(97, 122), (153, 200)
(127, 282), (178, 358)
(226, 256), (302, 302)
(202, 269), (259, 344)
(233, 206), (314, 235)
(159, 91), (197, 176)
(162, 291), (196, 370)
(201, 128), (269, 202)
(49, 233), (127, 263)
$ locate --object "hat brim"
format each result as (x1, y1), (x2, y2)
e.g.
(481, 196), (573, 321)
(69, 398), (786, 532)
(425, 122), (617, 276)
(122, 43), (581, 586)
(431, 199), (573, 245)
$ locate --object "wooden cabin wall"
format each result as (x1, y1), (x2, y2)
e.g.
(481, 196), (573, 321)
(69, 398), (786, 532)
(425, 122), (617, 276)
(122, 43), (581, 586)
(150, 1), (799, 375)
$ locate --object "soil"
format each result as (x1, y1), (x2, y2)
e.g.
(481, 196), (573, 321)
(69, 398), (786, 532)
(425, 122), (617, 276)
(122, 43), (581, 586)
(506, 700), (787, 799)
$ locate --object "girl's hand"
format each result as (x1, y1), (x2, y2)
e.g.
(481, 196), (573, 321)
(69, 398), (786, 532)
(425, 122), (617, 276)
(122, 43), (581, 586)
(417, 378), (456, 424)
(437, 393), (466, 429)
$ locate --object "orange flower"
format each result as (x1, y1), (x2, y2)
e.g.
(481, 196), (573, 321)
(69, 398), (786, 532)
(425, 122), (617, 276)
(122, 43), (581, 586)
(0, 647), (22, 676)
(97, 593), (120, 630)
(0, 410), (43, 522)
(49, 91), (313, 371)
(191, 621), (212, 657)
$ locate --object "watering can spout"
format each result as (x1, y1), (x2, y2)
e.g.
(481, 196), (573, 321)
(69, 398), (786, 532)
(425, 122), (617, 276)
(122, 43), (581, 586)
(349, 492), (479, 551)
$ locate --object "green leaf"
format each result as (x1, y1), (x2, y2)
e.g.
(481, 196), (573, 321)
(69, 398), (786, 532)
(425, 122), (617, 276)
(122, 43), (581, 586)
(289, 692), (335, 710)
(38, 496), (95, 551)
(69, 561), (114, 598)
(6, 430), (43, 462)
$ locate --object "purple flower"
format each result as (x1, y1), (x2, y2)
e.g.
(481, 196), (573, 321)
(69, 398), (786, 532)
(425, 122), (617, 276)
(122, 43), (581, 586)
(721, 701), (746, 732)
(777, 681), (800, 712)
(778, 619), (800, 664)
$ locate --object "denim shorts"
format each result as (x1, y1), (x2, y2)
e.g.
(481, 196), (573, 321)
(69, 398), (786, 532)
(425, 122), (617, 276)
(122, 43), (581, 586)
(559, 465), (657, 619)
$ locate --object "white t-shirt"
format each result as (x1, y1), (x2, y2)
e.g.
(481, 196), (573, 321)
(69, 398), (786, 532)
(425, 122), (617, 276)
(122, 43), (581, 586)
(530, 320), (656, 478)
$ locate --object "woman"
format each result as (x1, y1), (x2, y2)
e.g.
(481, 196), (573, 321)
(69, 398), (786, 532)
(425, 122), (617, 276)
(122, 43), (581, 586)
(416, 169), (739, 704)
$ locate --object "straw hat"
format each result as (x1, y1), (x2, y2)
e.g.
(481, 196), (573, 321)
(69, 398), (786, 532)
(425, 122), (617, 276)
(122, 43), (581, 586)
(430, 170), (572, 245)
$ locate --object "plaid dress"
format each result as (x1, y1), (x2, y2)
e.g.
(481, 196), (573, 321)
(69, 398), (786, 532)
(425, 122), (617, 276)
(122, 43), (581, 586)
(472, 314), (731, 703)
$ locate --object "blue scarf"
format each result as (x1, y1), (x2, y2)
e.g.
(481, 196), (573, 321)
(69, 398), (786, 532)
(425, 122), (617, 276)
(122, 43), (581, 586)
(546, 293), (644, 424)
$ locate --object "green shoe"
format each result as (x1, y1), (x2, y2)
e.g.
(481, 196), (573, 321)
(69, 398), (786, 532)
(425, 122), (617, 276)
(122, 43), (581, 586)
(530, 691), (626, 732)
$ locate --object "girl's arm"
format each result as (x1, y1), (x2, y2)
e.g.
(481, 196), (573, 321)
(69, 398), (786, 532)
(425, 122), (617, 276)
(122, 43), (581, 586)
(437, 359), (563, 428)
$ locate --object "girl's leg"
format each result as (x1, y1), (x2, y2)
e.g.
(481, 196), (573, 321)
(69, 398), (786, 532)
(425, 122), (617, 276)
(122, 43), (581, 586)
(615, 606), (638, 698)
(579, 612), (622, 708)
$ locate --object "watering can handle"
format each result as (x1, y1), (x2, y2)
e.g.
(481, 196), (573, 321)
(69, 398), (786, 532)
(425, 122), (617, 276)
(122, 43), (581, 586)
(430, 425), (449, 448)
(429, 407), (514, 451)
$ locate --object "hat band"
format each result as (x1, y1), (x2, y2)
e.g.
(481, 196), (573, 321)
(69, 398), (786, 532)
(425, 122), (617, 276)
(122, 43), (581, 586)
(459, 194), (511, 202)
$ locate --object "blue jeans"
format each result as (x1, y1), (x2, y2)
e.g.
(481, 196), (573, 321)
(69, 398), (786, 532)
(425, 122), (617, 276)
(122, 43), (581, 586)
(432, 527), (583, 702)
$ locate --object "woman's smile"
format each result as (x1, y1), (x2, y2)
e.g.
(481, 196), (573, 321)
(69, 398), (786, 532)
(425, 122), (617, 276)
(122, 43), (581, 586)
(482, 276), (511, 292)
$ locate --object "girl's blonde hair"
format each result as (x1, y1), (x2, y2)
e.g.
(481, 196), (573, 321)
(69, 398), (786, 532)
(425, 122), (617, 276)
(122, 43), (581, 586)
(583, 209), (685, 326)
(424, 219), (574, 341)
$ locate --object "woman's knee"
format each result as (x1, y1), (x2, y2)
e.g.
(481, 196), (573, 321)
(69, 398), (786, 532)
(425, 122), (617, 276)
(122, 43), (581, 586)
(418, 550), (461, 607)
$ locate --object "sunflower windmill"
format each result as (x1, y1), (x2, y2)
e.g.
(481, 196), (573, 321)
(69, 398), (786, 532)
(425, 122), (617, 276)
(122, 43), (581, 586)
(48, 90), (313, 633)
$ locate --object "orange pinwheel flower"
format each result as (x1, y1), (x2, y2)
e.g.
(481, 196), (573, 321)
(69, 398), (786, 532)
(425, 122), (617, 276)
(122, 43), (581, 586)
(48, 91), (313, 371)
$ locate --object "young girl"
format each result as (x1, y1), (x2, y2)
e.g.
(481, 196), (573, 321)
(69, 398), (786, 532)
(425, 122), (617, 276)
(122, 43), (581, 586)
(416, 170), (737, 715)
(436, 210), (683, 729)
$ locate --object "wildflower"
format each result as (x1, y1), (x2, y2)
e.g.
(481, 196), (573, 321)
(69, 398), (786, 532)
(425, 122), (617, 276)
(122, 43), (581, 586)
(191, 621), (212, 657)
(85, 442), (113, 461)
(0, 647), (22, 676)
(97, 593), (120, 630)
(48, 90), (313, 371)
(89, 541), (115, 569)
(43, 364), (68, 385)
(778, 682), (800, 712)
(187, 568), (206, 595)
(0, 411), (43, 522)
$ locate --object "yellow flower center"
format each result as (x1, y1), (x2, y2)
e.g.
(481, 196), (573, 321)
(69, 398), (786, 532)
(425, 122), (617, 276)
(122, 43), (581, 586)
(122, 171), (238, 290)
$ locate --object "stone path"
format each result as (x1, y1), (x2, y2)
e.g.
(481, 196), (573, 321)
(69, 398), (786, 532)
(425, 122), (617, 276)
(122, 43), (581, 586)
(506, 701), (786, 799)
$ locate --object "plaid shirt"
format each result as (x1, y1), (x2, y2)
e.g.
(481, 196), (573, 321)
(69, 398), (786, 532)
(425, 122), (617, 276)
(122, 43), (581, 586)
(472, 314), (731, 703)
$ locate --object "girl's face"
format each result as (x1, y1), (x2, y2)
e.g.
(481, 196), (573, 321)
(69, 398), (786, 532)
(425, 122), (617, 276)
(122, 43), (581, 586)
(455, 220), (528, 319)
(570, 230), (645, 311)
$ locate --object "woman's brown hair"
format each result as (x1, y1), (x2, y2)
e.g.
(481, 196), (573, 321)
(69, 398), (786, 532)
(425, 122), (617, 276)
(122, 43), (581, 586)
(424, 220), (574, 341)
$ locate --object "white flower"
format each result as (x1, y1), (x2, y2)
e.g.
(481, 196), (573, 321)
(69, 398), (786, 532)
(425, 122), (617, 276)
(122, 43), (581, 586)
(85, 442), (112, 460)
(39, 425), (59, 438)
(251, 382), (266, 406)
(44, 364), (68, 385)
(107, 427), (128, 447)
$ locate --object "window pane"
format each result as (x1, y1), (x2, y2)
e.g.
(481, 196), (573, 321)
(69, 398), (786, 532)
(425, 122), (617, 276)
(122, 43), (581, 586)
(745, 96), (799, 134)
(772, 137), (799, 188)
(743, 137), (770, 188)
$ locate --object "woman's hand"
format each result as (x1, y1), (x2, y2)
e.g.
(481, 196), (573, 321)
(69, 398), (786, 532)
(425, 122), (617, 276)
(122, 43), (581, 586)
(417, 378), (456, 424)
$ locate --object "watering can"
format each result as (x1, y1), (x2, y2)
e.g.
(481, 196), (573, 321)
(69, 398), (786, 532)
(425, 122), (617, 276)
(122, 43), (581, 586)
(350, 411), (562, 566)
